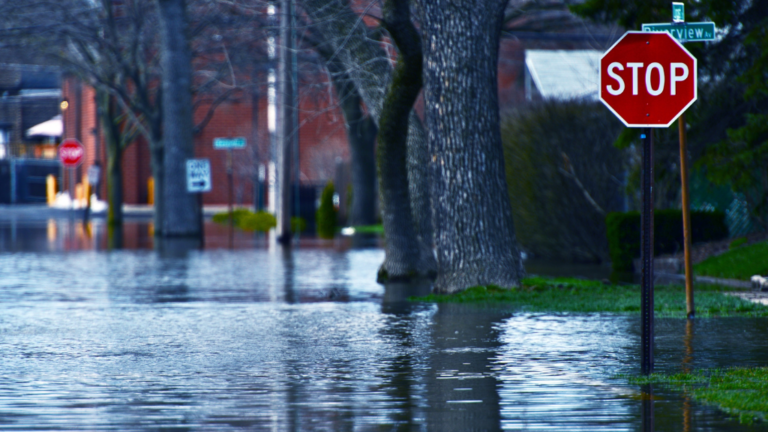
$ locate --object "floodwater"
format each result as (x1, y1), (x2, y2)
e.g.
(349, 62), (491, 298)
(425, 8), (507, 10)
(1, 218), (768, 431)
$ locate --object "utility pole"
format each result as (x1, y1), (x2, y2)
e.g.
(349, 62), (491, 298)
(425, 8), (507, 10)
(276, 0), (294, 244)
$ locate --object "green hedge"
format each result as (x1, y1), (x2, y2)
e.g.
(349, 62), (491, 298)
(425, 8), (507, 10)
(316, 181), (337, 239)
(607, 210), (728, 272)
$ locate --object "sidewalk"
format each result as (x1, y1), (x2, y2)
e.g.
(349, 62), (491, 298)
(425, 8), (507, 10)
(0, 204), (237, 221)
(657, 271), (768, 305)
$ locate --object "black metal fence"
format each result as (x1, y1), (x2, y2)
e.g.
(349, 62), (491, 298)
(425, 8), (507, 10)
(0, 159), (60, 204)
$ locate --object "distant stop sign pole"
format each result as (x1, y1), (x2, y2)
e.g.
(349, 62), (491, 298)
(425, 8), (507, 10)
(58, 139), (85, 209)
(600, 31), (697, 375)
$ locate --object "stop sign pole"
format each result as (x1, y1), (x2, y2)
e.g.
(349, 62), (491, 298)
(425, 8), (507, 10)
(58, 139), (85, 209)
(600, 31), (697, 374)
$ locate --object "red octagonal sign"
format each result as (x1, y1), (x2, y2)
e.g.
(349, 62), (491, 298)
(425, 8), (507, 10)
(58, 138), (85, 168)
(600, 31), (697, 127)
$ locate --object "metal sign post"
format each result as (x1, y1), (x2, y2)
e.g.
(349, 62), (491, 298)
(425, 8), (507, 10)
(186, 158), (212, 246)
(644, 4), (715, 319)
(213, 137), (246, 236)
(600, 31), (698, 374)
(641, 129), (655, 375)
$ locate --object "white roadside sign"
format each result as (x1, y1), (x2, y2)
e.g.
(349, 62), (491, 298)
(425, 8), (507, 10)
(186, 158), (211, 193)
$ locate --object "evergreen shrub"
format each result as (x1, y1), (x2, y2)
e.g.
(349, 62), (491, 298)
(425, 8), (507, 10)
(316, 181), (337, 239)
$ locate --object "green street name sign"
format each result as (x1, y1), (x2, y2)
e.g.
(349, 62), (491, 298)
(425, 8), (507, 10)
(213, 137), (246, 149)
(641, 22), (716, 42)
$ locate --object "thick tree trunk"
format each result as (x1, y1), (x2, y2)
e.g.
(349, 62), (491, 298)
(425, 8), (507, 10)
(322, 57), (378, 227)
(156, 0), (200, 237)
(302, 0), (436, 277)
(419, 0), (524, 292)
(376, 0), (424, 281)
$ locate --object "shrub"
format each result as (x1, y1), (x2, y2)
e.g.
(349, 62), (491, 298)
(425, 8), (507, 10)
(239, 211), (277, 232)
(503, 99), (625, 262)
(606, 210), (728, 272)
(316, 181), (337, 239)
(213, 209), (276, 232)
(291, 216), (307, 234)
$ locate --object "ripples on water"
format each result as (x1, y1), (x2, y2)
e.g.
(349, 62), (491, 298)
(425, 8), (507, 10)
(0, 219), (766, 430)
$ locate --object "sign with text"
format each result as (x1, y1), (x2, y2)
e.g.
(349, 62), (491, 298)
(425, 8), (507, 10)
(600, 32), (697, 127)
(641, 22), (716, 42)
(58, 139), (84, 168)
(213, 137), (246, 149)
(186, 159), (211, 193)
(672, 2), (684, 23)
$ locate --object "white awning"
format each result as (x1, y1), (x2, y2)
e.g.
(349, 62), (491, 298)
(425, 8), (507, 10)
(525, 50), (602, 101)
(26, 115), (62, 138)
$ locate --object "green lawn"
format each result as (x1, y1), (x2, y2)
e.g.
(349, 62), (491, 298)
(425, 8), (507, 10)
(629, 368), (768, 425)
(411, 277), (768, 318)
(694, 241), (768, 281)
(353, 224), (384, 234)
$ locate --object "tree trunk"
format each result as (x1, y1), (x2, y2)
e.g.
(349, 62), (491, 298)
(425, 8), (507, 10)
(156, 0), (200, 237)
(98, 91), (124, 227)
(106, 144), (124, 227)
(324, 59), (377, 227)
(302, 0), (436, 277)
(347, 109), (377, 227)
(419, 0), (524, 292)
(375, 0), (424, 281)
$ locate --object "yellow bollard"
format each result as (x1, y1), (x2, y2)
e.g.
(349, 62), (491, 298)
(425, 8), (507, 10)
(148, 177), (154, 205)
(75, 183), (84, 205)
(46, 175), (57, 205)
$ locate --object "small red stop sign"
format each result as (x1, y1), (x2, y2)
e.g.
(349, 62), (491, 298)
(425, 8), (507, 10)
(600, 32), (697, 127)
(59, 139), (84, 167)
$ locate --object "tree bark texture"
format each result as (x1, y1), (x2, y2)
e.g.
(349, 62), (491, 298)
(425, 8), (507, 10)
(156, 0), (200, 237)
(419, 0), (524, 292)
(276, 0), (295, 244)
(301, 0), (436, 277)
(375, 0), (425, 281)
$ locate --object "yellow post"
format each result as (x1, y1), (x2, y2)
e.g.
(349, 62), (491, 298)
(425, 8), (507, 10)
(46, 174), (57, 205)
(148, 177), (154, 205)
(75, 183), (84, 205)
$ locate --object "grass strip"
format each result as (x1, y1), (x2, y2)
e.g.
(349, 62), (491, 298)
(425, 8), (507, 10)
(694, 241), (768, 281)
(353, 224), (384, 234)
(627, 368), (768, 425)
(410, 277), (768, 318)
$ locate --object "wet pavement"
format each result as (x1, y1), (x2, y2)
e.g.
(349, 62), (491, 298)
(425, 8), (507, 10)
(1, 217), (767, 430)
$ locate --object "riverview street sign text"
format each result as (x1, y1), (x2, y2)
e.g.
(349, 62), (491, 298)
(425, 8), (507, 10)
(186, 159), (212, 193)
(641, 22), (716, 42)
(213, 137), (246, 149)
(600, 32), (697, 127)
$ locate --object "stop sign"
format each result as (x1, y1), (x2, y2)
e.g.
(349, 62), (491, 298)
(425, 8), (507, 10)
(58, 138), (84, 167)
(600, 32), (697, 127)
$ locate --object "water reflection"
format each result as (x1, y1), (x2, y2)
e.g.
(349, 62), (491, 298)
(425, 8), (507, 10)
(1, 220), (768, 430)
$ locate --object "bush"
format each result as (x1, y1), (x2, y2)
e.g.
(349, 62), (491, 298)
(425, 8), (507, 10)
(291, 216), (307, 234)
(240, 211), (277, 232)
(606, 210), (728, 272)
(212, 209), (276, 232)
(503, 99), (625, 262)
(316, 181), (337, 239)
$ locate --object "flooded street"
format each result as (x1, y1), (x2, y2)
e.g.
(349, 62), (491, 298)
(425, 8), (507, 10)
(1, 218), (767, 430)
